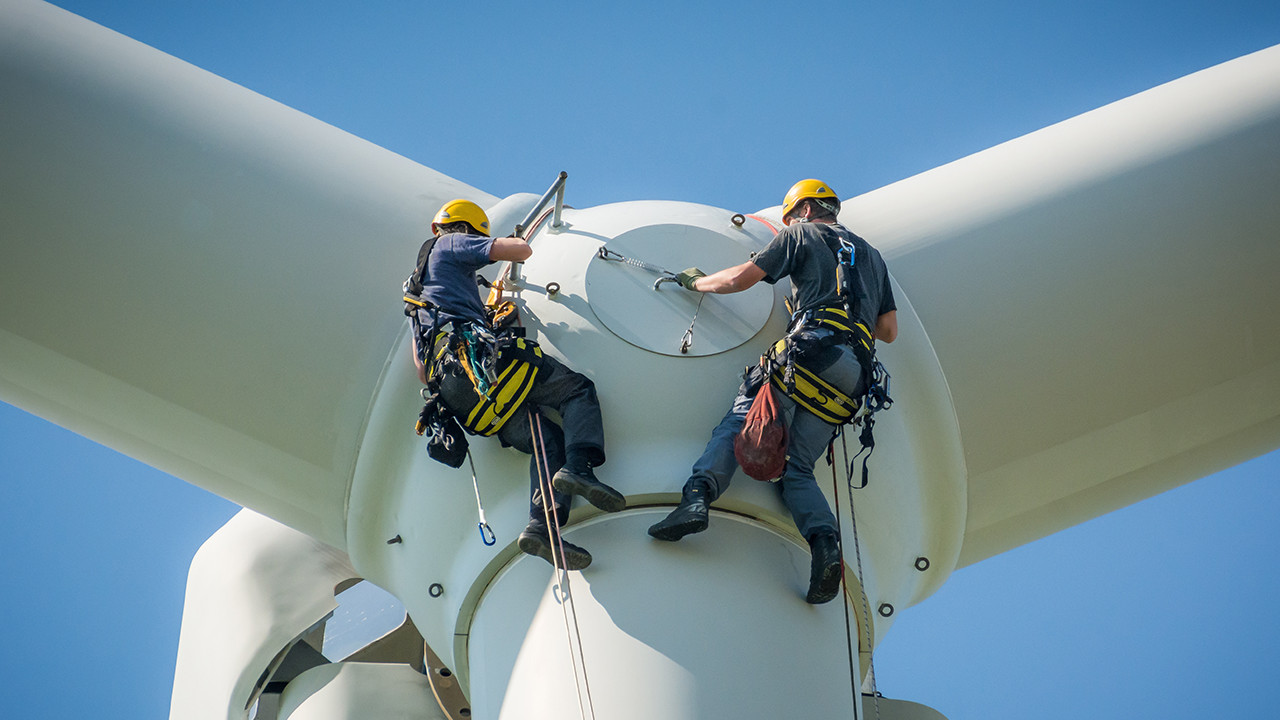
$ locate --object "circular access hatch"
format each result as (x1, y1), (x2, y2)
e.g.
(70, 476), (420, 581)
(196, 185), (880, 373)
(586, 224), (774, 357)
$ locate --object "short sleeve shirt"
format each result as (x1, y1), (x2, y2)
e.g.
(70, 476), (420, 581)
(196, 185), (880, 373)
(752, 222), (896, 334)
(417, 232), (495, 324)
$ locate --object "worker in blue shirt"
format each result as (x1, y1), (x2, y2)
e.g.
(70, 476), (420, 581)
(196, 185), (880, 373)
(408, 199), (625, 570)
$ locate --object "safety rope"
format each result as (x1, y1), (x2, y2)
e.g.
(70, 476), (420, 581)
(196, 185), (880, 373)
(827, 441), (862, 720)
(465, 450), (495, 546)
(839, 429), (882, 720)
(680, 292), (706, 354)
(529, 412), (596, 720)
(597, 246), (706, 352)
(595, 246), (677, 284)
(458, 325), (495, 395)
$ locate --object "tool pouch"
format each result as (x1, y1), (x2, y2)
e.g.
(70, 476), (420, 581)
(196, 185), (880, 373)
(788, 328), (843, 373)
(735, 383), (789, 481)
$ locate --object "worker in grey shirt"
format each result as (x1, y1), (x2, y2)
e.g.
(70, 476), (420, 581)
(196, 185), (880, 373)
(647, 179), (898, 604)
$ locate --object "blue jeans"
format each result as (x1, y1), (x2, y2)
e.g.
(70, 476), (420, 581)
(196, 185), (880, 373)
(689, 343), (865, 540)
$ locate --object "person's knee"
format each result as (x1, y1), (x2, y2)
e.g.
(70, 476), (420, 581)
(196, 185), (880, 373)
(568, 374), (598, 404)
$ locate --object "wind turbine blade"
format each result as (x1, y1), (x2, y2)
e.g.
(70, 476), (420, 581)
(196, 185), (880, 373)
(0, 0), (494, 547)
(858, 44), (1280, 566)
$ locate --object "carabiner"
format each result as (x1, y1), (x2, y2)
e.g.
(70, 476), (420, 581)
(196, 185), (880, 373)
(467, 451), (496, 547)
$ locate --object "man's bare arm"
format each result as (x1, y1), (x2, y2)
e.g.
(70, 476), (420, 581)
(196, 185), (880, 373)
(489, 236), (533, 262)
(694, 261), (767, 294)
(411, 335), (428, 384)
(875, 310), (898, 344)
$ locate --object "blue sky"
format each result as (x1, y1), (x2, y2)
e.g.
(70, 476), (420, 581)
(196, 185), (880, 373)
(3, 1), (1279, 718)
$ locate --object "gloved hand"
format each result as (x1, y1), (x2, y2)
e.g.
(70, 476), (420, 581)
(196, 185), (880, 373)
(675, 267), (706, 291)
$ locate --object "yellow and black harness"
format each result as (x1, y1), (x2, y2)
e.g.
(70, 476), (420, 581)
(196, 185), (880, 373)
(758, 299), (892, 489)
(423, 320), (543, 437)
(402, 225), (545, 442)
(765, 305), (875, 425)
(406, 290), (544, 439)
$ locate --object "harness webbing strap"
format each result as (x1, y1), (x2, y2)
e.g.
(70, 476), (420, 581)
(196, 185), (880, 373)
(405, 235), (441, 297)
(767, 306), (874, 425)
(463, 340), (542, 435)
(770, 348), (860, 425)
(809, 307), (873, 352)
(426, 329), (543, 437)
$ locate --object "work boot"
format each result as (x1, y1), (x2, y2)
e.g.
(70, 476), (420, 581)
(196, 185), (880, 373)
(518, 522), (592, 570)
(647, 481), (712, 541)
(552, 464), (626, 513)
(805, 530), (843, 604)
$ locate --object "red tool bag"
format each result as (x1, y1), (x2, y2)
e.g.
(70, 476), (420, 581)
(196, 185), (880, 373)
(735, 384), (789, 481)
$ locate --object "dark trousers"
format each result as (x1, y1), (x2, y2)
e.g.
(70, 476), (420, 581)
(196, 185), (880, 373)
(453, 353), (607, 527)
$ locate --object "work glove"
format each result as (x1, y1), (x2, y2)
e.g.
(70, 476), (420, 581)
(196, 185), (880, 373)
(675, 267), (706, 292)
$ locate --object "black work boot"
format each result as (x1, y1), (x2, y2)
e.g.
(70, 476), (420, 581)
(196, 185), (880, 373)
(518, 522), (592, 570)
(805, 530), (843, 604)
(552, 463), (626, 513)
(647, 481), (712, 541)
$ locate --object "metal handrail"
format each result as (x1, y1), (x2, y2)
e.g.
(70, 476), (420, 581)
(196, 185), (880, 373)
(504, 171), (567, 289)
(514, 171), (567, 239)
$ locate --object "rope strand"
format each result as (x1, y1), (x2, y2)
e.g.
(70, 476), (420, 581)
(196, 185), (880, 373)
(530, 412), (596, 720)
(828, 436), (862, 720)
(840, 429), (882, 720)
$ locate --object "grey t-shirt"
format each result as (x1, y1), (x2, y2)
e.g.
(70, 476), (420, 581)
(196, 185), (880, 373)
(752, 222), (896, 333)
(417, 232), (495, 325)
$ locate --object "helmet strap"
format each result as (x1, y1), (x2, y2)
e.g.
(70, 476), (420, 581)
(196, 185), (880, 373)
(813, 198), (840, 218)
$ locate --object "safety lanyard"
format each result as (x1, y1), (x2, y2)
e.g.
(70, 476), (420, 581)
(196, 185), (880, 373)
(465, 450), (495, 546)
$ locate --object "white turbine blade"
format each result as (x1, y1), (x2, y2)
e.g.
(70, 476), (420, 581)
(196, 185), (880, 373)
(170, 510), (356, 718)
(856, 44), (1280, 565)
(0, 0), (494, 547)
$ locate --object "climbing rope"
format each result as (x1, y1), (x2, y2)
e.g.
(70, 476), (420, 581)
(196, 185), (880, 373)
(827, 441), (861, 720)
(529, 412), (597, 720)
(458, 325), (497, 394)
(838, 429), (882, 720)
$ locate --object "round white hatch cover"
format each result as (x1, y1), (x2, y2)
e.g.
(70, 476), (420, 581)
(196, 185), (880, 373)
(586, 224), (774, 357)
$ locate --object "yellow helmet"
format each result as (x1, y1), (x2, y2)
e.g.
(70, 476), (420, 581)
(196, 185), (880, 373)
(781, 179), (839, 220)
(431, 199), (490, 236)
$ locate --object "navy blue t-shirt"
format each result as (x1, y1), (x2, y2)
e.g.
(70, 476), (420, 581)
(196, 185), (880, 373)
(417, 232), (495, 324)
